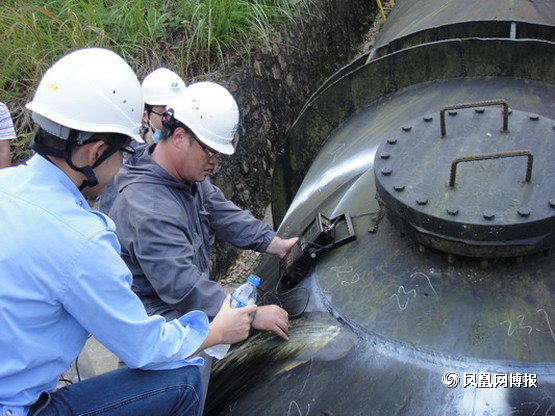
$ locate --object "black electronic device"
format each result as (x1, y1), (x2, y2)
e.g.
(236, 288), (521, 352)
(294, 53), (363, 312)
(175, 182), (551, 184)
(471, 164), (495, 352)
(279, 212), (356, 288)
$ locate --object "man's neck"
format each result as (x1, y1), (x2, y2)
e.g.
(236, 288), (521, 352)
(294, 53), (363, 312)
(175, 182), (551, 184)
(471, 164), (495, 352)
(152, 141), (179, 181)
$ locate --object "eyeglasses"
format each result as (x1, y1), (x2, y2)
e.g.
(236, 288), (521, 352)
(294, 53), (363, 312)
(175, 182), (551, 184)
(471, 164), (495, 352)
(99, 139), (135, 157)
(150, 109), (164, 117)
(166, 116), (220, 158)
(119, 144), (135, 156)
(188, 130), (220, 158)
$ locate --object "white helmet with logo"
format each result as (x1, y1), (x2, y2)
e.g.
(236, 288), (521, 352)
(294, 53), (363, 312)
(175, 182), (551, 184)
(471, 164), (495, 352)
(168, 81), (239, 155)
(26, 47), (143, 142)
(142, 68), (186, 105)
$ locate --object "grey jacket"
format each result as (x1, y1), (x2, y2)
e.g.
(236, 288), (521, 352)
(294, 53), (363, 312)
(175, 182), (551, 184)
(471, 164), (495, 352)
(109, 144), (276, 320)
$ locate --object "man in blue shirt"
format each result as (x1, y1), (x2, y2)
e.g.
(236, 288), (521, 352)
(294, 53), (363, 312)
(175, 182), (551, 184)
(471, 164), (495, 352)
(0, 47), (256, 416)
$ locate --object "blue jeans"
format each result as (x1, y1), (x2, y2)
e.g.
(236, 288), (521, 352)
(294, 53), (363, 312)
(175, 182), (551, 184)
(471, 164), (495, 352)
(28, 366), (202, 416)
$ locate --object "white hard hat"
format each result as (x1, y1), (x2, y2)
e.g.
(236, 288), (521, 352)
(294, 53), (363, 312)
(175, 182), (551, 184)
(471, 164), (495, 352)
(26, 47), (144, 142)
(168, 81), (239, 155)
(142, 68), (186, 105)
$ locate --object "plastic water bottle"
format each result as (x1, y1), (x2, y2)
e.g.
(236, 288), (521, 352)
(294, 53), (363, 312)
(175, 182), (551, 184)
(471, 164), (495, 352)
(230, 274), (260, 308)
(205, 274), (261, 359)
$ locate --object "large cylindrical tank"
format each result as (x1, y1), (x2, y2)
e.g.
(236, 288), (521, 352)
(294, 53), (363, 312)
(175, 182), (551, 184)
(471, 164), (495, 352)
(207, 1), (555, 414)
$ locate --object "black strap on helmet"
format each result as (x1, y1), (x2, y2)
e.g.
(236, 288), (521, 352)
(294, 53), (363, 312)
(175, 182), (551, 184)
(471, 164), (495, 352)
(32, 128), (127, 190)
(162, 108), (196, 139)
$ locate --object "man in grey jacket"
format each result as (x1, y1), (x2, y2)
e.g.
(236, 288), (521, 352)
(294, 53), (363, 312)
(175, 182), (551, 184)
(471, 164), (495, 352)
(109, 81), (295, 344)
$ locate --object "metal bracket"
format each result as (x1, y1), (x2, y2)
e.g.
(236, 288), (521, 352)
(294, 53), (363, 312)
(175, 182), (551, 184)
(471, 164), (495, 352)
(279, 212), (356, 288)
(449, 150), (533, 187)
(440, 99), (509, 137)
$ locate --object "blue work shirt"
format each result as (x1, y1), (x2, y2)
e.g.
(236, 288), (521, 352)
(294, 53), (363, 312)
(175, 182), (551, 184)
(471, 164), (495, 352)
(0, 155), (209, 416)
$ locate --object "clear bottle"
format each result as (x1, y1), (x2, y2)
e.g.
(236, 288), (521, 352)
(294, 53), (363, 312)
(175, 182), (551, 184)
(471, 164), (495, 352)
(205, 274), (261, 359)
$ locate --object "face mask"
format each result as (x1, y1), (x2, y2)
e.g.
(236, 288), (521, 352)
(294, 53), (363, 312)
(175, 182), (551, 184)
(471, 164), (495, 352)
(147, 119), (162, 143)
(152, 128), (162, 143)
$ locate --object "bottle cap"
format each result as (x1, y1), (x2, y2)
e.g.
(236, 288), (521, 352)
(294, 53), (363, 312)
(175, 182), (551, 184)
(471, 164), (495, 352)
(246, 274), (261, 287)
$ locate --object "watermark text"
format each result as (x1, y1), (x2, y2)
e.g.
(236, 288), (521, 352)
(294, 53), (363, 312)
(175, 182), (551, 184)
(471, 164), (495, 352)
(442, 372), (537, 388)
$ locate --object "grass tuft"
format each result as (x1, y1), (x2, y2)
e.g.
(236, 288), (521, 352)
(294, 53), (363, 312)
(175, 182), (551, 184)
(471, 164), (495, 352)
(0, 0), (296, 163)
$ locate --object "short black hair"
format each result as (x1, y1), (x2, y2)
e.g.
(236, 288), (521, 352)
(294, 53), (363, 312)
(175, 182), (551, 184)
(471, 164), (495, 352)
(35, 128), (128, 151)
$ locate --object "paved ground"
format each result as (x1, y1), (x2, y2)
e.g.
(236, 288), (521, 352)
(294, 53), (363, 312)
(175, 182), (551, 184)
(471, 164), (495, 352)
(62, 338), (118, 383)
(83, 337), (118, 375)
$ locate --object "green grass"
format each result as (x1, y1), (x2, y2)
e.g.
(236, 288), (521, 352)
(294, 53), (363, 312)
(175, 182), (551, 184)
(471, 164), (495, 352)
(0, 0), (295, 163)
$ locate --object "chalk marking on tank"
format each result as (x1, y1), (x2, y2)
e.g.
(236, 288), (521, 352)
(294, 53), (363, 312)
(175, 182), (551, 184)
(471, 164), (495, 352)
(340, 272), (361, 287)
(410, 272), (438, 296)
(499, 309), (555, 344)
(536, 309), (555, 343)
(389, 271), (440, 310)
(513, 398), (555, 416)
(500, 315), (535, 336)
(390, 286), (417, 311)
(286, 400), (309, 416)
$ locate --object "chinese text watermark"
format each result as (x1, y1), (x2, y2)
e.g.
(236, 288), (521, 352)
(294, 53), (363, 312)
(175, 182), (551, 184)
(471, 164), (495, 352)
(442, 372), (538, 388)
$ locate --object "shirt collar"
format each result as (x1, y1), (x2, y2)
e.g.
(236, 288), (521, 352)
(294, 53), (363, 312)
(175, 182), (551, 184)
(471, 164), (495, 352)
(27, 154), (91, 209)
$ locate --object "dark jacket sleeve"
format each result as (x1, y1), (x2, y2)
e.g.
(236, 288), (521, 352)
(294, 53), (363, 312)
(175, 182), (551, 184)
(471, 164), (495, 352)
(201, 180), (276, 251)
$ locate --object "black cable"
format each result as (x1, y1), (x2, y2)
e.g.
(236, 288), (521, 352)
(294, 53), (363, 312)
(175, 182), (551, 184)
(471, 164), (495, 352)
(75, 354), (81, 382)
(262, 211), (373, 320)
(57, 378), (73, 385)
(257, 285), (310, 319)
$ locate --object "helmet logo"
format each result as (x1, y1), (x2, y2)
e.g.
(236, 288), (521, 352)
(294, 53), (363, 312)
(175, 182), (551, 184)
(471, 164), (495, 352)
(47, 81), (60, 92)
(170, 82), (181, 93)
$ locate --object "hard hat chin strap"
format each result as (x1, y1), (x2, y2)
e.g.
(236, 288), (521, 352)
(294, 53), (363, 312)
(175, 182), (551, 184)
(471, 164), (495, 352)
(32, 128), (125, 191)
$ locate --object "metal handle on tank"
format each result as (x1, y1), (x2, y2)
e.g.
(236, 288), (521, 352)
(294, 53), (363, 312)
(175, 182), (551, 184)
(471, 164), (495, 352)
(449, 150), (533, 188)
(440, 99), (509, 137)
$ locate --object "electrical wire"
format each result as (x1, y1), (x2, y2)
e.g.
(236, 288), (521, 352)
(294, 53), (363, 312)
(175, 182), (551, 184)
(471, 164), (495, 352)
(75, 354), (81, 382)
(257, 286), (310, 319)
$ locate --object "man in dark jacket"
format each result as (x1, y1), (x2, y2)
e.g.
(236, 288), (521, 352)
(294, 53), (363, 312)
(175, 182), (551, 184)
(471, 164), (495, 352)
(110, 81), (294, 332)
(109, 81), (297, 407)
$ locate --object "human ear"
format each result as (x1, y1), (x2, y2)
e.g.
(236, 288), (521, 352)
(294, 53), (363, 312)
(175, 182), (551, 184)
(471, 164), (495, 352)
(172, 127), (189, 148)
(86, 141), (108, 165)
(70, 141), (103, 167)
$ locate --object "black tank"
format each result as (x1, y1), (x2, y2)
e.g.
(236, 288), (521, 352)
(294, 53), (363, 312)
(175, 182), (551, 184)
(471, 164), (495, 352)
(207, 1), (555, 414)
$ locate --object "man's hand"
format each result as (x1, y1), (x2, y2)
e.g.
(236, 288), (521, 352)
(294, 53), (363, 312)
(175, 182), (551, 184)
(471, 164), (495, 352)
(252, 304), (289, 340)
(204, 295), (257, 348)
(266, 236), (299, 259)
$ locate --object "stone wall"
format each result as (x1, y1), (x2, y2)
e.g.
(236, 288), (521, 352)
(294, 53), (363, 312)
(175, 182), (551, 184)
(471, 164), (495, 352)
(210, 0), (376, 278)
